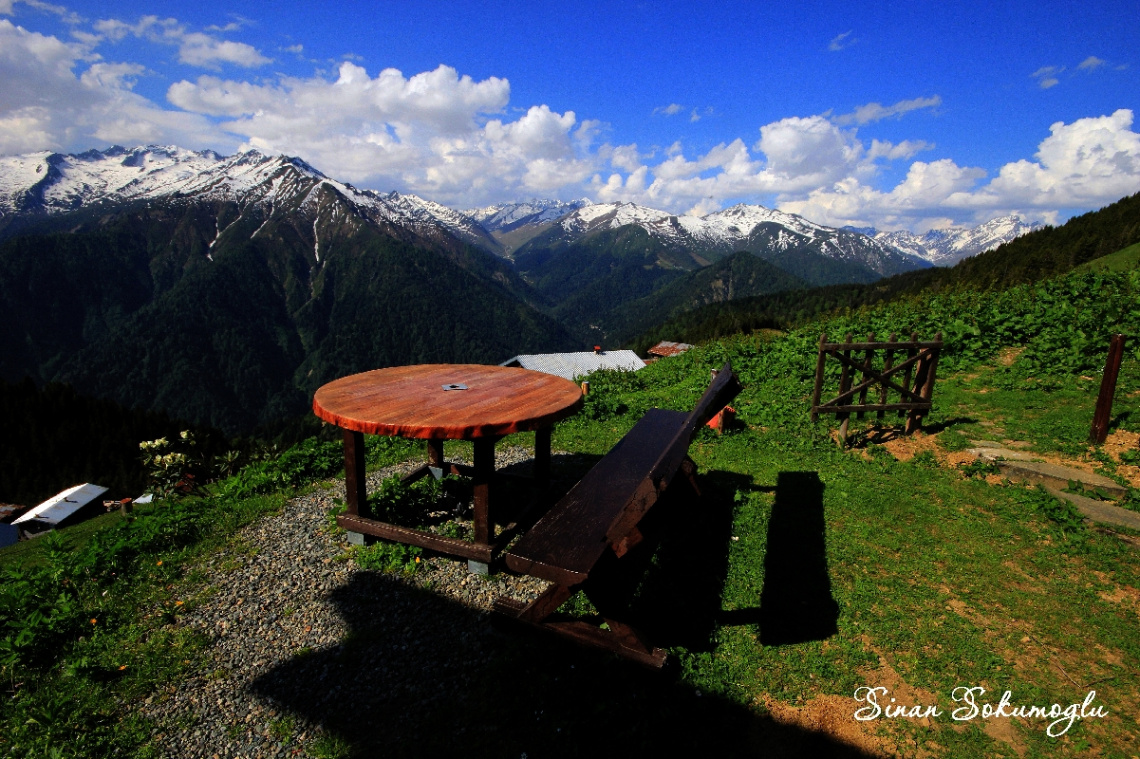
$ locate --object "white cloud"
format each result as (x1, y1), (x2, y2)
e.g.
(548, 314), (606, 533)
(0, 19), (224, 154)
(1032, 65), (1063, 89)
(178, 33), (271, 68)
(2, 0), (81, 24)
(94, 14), (270, 69)
(975, 109), (1140, 209)
(829, 31), (855, 51)
(866, 138), (933, 161)
(776, 110), (1140, 228)
(1078, 56), (1106, 72)
(757, 116), (854, 181)
(168, 63), (599, 204)
(1, 15), (1135, 228)
(834, 96), (941, 126)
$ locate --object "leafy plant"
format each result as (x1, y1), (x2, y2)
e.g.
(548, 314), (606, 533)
(958, 459), (1000, 478)
(138, 430), (204, 498)
(365, 474), (464, 525)
(351, 541), (423, 575)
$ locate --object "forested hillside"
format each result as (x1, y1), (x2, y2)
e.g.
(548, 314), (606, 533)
(0, 199), (579, 434)
(638, 191), (1140, 349)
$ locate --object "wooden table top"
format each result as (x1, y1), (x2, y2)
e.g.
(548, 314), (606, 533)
(312, 364), (585, 439)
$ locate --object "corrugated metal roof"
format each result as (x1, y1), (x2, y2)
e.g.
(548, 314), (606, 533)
(648, 340), (694, 357)
(12, 483), (108, 526)
(501, 350), (646, 381)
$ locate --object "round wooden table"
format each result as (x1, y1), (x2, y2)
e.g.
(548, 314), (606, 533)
(313, 364), (584, 565)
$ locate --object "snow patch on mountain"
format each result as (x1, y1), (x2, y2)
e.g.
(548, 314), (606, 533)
(466, 198), (591, 231)
(874, 216), (1042, 266)
(0, 145), (500, 251)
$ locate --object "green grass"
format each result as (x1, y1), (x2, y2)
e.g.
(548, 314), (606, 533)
(4, 266), (1140, 756)
(0, 507), (129, 570)
(930, 355), (1140, 457)
(1073, 242), (1140, 274)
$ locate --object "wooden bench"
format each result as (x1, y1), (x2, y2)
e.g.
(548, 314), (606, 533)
(493, 363), (743, 666)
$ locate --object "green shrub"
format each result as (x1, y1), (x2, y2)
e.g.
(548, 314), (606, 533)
(351, 541), (423, 575)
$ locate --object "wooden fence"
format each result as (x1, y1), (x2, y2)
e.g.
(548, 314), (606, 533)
(811, 332), (943, 444)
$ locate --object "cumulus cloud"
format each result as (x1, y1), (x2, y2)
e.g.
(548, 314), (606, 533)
(590, 111), (945, 214)
(1, 13), (1135, 228)
(0, 19), (227, 154)
(167, 63), (597, 204)
(777, 110), (1140, 228)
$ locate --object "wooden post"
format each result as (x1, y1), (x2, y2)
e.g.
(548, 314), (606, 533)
(856, 332), (874, 420)
(1090, 334), (1126, 444)
(878, 333), (897, 421)
(343, 429), (368, 546)
(472, 437), (496, 545)
(900, 332), (917, 419)
(837, 333), (853, 445)
(811, 333), (827, 422)
(905, 332), (942, 434)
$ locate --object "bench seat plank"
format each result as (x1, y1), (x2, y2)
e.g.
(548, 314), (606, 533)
(505, 408), (689, 586)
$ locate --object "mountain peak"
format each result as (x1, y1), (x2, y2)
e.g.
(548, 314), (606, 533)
(874, 216), (1042, 266)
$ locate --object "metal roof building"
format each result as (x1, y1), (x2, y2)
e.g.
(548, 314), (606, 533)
(647, 340), (694, 358)
(12, 483), (108, 530)
(500, 350), (646, 381)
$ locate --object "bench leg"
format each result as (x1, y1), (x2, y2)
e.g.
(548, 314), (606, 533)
(493, 583), (573, 623)
(493, 584), (667, 668)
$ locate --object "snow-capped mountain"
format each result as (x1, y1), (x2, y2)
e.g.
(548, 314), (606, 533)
(465, 198), (592, 232)
(535, 201), (931, 277)
(0, 145), (500, 252)
(874, 216), (1042, 266)
(461, 198), (592, 255)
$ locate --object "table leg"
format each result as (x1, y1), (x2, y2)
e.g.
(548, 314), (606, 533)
(427, 439), (444, 479)
(472, 437), (497, 545)
(533, 426), (552, 483)
(342, 430), (368, 546)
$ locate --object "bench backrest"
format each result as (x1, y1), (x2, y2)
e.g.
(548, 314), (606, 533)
(644, 361), (741, 481)
(505, 362), (743, 585)
(603, 362), (741, 546)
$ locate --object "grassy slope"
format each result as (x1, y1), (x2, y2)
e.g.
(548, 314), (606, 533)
(4, 269), (1140, 757)
(549, 330), (1140, 758)
(1073, 242), (1140, 274)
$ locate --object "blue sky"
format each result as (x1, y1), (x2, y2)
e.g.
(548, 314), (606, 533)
(2, 0), (1138, 230)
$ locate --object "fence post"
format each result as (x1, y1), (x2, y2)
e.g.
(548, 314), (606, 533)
(906, 332), (942, 434)
(1090, 334), (1126, 444)
(878, 333), (897, 421)
(837, 333), (853, 445)
(857, 332), (874, 420)
(811, 333), (827, 423)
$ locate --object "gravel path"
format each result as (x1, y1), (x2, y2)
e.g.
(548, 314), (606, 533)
(139, 446), (552, 758)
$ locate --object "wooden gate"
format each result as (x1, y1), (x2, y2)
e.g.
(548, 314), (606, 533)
(810, 332), (943, 444)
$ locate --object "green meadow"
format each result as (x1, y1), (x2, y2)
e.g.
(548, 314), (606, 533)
(2, 267), (1139, 757)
